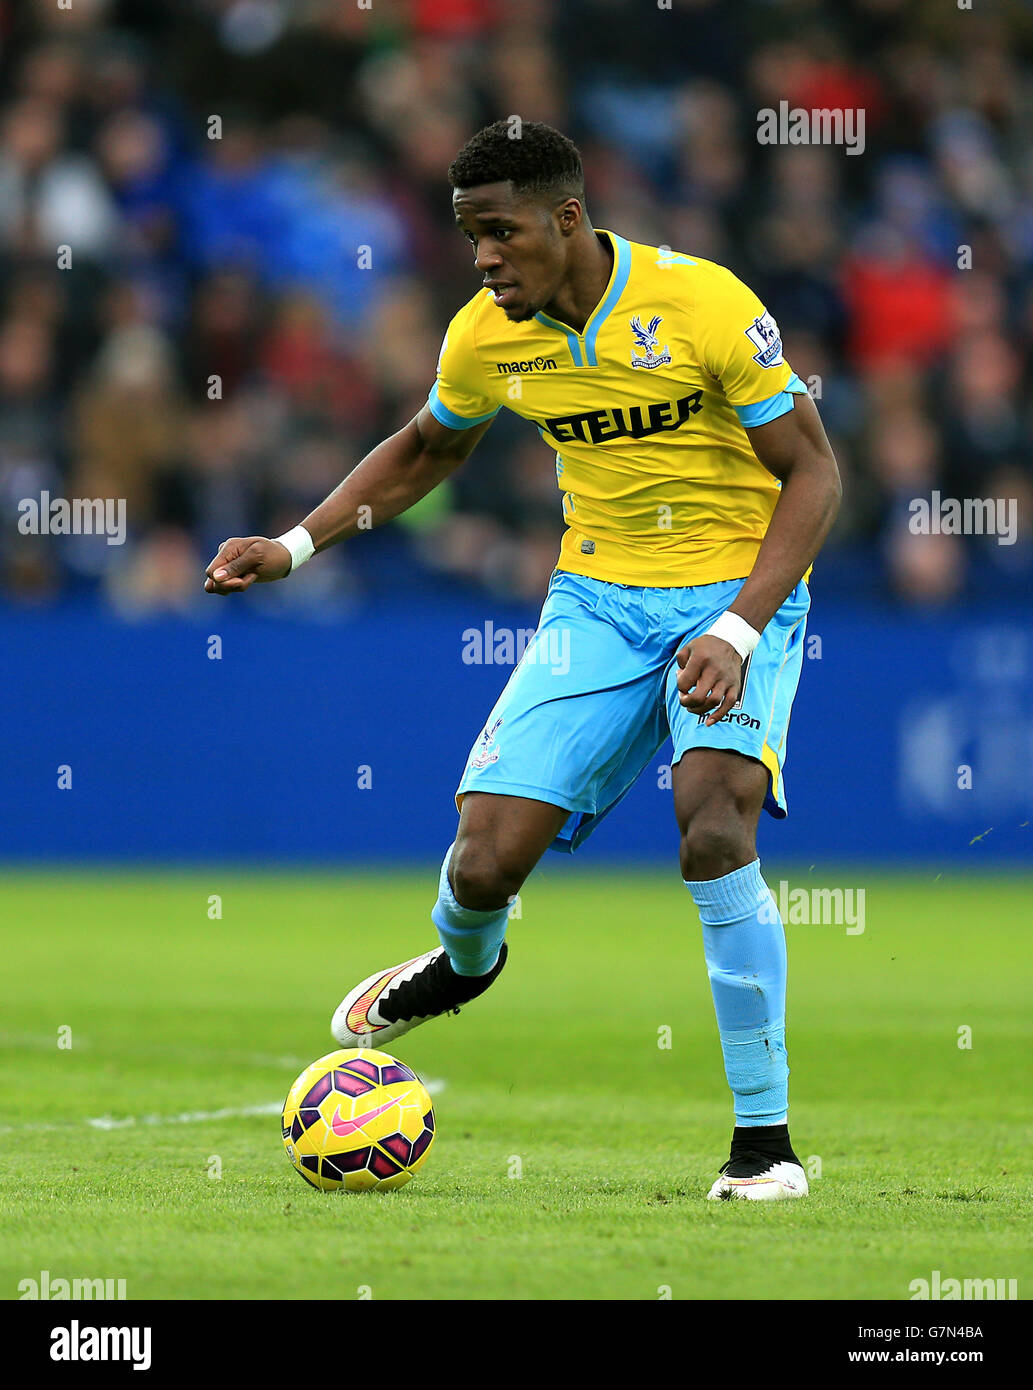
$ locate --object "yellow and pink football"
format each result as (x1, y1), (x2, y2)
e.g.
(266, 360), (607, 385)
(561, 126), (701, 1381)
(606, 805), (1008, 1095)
(281, 1048), (435, 1192)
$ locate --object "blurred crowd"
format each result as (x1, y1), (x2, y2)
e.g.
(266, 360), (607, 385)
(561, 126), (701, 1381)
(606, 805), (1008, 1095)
(1, 0), (1032, 614)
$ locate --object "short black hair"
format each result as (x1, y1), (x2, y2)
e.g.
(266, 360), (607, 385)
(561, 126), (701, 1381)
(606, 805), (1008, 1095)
(448, 120), (585, 204)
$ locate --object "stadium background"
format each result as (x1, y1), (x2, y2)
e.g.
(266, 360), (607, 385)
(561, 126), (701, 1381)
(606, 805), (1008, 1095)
(3, 0), (1033, 1315)
(1, 0), (1031, 866)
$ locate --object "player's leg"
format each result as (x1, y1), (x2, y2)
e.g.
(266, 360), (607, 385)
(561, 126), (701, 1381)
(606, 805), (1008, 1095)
(331, 792), (565, 1047)
(331, 568), (668, 1048)
(673, 749), (805, 1200)
(427, 789), (567, 979)
(664, 576), (811, 1200)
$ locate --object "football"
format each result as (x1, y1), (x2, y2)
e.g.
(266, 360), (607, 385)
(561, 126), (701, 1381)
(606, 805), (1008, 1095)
(281, 1048), (436, 1192)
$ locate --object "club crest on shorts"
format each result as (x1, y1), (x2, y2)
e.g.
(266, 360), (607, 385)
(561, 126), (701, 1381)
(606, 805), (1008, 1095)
(629, 314), (672, 369)
(744, 312), (784, 368)
(470, 716), (503, 769)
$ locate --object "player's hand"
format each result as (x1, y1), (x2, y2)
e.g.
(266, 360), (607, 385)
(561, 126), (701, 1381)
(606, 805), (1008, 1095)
(676, 635), (743, 726)
(204, 537), (292, 594)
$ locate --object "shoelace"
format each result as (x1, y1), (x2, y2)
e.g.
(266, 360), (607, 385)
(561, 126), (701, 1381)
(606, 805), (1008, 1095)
(385, 954), (459, 1022)
(380, 944), (506, 1024)
(720, 1148), (793, 1176)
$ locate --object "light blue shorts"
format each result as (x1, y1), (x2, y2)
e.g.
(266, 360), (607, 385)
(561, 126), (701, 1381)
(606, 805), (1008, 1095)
(456, 569), (810, 853)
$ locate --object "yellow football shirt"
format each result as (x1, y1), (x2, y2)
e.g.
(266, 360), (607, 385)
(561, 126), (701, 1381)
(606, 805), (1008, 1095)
(428, 230), (807, 587)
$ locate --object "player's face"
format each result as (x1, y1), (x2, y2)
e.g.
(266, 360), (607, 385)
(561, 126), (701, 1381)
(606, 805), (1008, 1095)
(453, 183), (571, 323)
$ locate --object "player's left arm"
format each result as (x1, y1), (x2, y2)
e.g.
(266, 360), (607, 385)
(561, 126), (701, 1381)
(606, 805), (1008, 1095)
(678, 393), (841, 723)
(734, 392), (842, 631)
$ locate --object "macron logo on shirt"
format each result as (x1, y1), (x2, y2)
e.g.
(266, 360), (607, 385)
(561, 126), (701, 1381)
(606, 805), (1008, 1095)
(495, 357), (558, 374)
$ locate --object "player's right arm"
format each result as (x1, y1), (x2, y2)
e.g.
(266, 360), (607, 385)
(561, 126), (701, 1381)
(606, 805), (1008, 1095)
(205, 404), (491, 594)
(206, 300), (496, 594)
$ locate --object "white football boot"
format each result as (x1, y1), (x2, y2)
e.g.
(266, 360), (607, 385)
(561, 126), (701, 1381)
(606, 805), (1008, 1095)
(707, 1151), (809, 1201)
(331, 943), (508, 1048)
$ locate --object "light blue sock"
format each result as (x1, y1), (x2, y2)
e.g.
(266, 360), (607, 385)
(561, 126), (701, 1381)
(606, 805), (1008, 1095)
(685, 858), (789, 1127)
(430, 841), (510, 977)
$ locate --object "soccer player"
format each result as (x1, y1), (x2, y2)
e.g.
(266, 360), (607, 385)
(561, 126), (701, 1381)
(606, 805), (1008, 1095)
(206, 122), (841, 1201)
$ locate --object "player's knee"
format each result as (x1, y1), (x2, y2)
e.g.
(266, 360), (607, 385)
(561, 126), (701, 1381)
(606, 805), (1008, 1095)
(450, 834), (527, 911)
(679, 816), (753, 882)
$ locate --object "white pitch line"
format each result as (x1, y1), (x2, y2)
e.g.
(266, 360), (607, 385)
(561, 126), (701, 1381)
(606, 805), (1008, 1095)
(86, 1102), (284, 1131)
(0, 1079), (446, 1135)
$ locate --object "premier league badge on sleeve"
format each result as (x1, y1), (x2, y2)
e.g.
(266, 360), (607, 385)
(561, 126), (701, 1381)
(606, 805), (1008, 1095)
(744, 312), (784, 368)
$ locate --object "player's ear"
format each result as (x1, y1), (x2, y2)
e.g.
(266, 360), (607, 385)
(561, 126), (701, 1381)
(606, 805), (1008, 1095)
(554, 197), (583, 236)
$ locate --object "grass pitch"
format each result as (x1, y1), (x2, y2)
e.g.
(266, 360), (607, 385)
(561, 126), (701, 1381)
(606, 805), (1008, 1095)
(1, 867), (1030, 1301)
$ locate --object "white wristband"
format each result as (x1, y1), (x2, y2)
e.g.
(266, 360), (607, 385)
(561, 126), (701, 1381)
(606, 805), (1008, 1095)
(705, 610), (761, 662)
(275, 524), (314, 574)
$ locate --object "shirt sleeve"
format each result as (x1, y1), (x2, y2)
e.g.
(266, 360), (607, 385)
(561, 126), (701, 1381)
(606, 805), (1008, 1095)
(695, 266), (807, 427)
(426, 302), (501, 430)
